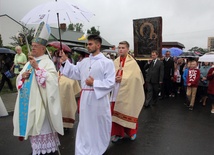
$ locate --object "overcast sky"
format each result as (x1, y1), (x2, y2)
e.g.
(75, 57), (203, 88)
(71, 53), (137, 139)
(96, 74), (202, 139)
(1, 0), (214, 50)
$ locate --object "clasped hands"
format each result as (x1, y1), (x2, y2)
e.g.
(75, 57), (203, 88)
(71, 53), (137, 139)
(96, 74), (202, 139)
(116, 76), (122, 83)
(21, 56), (37, 79)
(85, 76), (94, 86)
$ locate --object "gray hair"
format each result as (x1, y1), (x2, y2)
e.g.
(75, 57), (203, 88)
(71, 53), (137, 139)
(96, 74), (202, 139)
(15, 46), (22, 51)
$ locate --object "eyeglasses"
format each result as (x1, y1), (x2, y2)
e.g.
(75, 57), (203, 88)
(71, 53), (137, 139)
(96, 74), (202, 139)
(31, 45), (42, 49)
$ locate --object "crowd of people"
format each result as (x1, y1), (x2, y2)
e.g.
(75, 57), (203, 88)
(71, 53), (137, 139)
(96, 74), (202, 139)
(10, 21), (145, 154)
(104, 49), (214, 113)
(0, 21), (213, 155)
(142, 50), (214, 113)
(0, 45), (27, 92)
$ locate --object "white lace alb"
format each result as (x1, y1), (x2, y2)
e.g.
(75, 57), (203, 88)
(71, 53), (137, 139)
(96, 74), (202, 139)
(30, 132), (60, 155)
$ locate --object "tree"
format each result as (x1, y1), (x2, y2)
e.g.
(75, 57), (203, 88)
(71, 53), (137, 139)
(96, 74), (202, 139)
(68, 23), (83, 32)
(0, 34), (3, 47)
(87, 26), (100, 35)
(68, 23), (75, 31)
(10, 27), (35, 46)
(188, 46), (208, 54)
(75, 23), (83, 32)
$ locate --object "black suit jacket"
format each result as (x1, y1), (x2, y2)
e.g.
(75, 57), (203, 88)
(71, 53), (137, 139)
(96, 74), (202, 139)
(144, 59), (164, 84)
(163, 58), (174, 79)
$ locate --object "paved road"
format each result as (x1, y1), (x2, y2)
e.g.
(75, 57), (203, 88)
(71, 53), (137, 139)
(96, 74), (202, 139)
(1, 94), (214, 155)
(1, 93), (17, 113)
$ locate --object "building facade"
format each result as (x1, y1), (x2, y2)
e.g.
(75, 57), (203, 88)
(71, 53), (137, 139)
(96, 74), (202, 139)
(208, 37), (214, 51)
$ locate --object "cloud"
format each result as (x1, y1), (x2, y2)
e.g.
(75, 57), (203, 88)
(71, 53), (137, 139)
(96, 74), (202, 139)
(1, 0), (214, 50)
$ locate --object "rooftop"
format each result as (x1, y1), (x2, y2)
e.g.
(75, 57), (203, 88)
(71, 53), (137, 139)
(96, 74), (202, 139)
(49, 27), (112, 48)
(162, 41), (185, 49)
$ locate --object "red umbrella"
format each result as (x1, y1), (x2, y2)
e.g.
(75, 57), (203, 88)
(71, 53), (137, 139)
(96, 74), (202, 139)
(47, 41), (71, 52)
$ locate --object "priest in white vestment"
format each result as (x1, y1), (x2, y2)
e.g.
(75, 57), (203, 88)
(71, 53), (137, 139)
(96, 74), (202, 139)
(60, 35), (115, 155)
(13, 22), (64, 155)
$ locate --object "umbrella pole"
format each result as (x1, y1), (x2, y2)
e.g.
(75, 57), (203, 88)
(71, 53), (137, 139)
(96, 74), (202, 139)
(46, 48), (53, 60)
(57, 13), (62, 51)
(22, 26), (31, 55)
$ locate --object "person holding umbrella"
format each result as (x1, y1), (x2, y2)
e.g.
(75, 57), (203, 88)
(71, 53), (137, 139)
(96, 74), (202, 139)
(198, 62), (211, 106)
(60, 34), (115, 155)
(13, 22), (63, 155)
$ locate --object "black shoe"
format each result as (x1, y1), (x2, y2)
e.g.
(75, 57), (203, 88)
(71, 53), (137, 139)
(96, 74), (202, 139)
(189, 106), (193, 111)
(144, 105), (150, 109)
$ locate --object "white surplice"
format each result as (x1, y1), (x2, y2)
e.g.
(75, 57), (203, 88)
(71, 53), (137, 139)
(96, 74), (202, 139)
(60, 53), (115, 155)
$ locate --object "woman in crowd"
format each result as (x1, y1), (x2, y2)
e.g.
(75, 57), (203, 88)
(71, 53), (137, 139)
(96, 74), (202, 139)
(198, 62), (211, 106)
(11, 46), (27, 75)
(207, 64), (214, 113)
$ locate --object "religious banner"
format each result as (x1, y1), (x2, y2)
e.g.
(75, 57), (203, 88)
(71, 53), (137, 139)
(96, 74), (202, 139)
(133, 17), (162, 59)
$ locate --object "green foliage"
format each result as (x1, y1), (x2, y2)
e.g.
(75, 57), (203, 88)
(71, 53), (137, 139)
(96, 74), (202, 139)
(0, 34), (3, 47)
(46, 46), (57, 57)
(10, 27), (35, 47)
(68, 23), (83, 32)
(20, 45), (28, 56)
(72, 52), (80, 64)
(67, 24), (101, 36)
(188, 46), (208, 54)
(46, 46), (57, 52)
(75, 23), (83, 32)
(87, 26), (100, 35)
(68, 23), (75, 31)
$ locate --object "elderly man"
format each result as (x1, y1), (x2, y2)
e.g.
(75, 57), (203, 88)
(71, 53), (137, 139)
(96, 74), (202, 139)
(162, 51), (174, 98)
(13, 22), (63, 155)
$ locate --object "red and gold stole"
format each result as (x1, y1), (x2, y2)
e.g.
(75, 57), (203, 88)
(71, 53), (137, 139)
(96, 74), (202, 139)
(116, 56), (126, 77)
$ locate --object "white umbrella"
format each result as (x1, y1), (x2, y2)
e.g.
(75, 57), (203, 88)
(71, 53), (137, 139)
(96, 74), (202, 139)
(21, 0), (94, 51)
(198, 52), (214, 62)
(21, 0), (94, 25)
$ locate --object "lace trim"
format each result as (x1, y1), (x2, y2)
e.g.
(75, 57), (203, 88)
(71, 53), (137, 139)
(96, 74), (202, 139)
(35, 68), (47, 88)
(17, 76), (24, 90)
(17, 68), (47, 89)
(30, 132), (60, 155)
